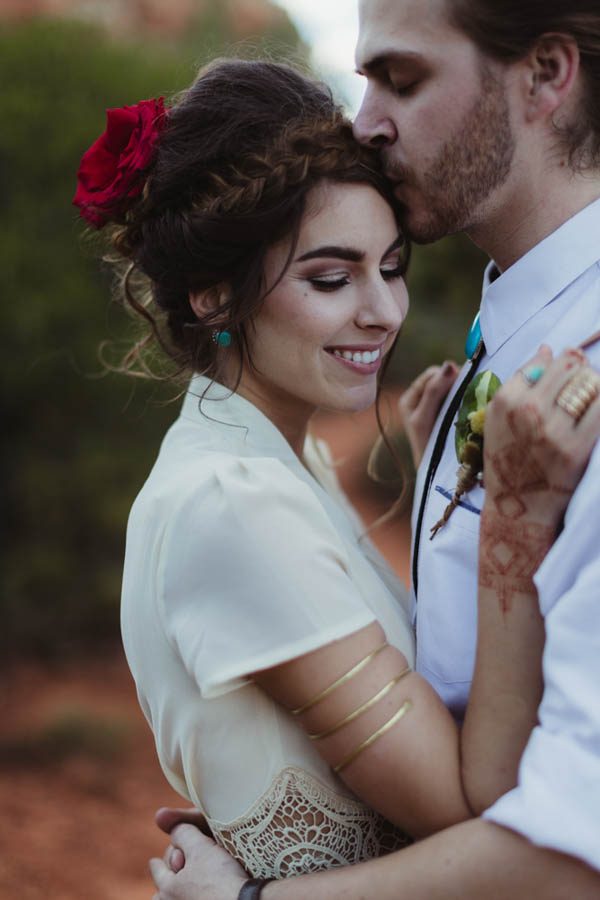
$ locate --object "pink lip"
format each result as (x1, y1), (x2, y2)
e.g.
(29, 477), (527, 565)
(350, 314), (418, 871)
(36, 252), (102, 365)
(326, 343), (385, 352)
(330, 355), (382, 374)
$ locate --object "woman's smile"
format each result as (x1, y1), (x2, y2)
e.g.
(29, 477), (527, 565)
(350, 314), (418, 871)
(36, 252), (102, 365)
(325, 343), (385, 373)
(234, 181), (409, 449)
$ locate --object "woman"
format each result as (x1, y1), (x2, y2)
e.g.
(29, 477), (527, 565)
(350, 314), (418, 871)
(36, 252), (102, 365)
(74, 59), (600, 881)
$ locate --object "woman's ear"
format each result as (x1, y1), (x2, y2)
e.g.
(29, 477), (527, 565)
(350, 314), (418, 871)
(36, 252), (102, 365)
(189, 285), (231, 322)
(521, 33), (580, 125)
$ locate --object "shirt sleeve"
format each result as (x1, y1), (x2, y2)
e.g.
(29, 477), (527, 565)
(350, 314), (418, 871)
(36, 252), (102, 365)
(483, 440), (600, 872)
(158, 455), (376, 699)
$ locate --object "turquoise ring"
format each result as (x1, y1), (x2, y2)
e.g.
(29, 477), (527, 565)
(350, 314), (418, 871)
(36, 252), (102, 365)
(521, 364), (545, 386)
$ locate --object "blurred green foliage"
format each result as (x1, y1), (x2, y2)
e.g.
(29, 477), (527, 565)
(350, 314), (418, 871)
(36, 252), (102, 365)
(0, 13), (303, 661)
(1, 13), (487, 661)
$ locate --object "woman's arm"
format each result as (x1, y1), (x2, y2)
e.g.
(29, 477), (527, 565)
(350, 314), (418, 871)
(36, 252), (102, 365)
(460, 501), (547, 814)
(254, 348), (600, 838)
(462, 346), (600, 811)
(255, 620), (469, 837)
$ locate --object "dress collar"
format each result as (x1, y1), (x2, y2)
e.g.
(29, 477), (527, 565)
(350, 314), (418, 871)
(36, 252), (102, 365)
(480, 196), (600, 357)
(181, 374), (301, 462)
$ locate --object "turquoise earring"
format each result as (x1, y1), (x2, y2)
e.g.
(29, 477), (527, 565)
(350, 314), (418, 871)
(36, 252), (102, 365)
(212, 329), (232, 348)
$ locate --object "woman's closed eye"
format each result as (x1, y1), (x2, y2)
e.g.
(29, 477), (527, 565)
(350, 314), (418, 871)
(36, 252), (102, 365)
(380, 258), (407, 281)
(308, 273), (351, 292)
(308, 259), (406, 293)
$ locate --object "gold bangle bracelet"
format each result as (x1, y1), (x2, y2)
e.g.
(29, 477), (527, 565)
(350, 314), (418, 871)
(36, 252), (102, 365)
(291, 642), (388, 716)
(333, 699), (413, 774)
(308, 667), (412, 740)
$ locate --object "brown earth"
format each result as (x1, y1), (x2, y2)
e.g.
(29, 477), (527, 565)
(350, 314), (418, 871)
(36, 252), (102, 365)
(0, 402), (411, 900)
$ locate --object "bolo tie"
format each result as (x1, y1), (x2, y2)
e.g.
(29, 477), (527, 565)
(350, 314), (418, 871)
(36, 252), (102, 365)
(411, 312), (486, 598)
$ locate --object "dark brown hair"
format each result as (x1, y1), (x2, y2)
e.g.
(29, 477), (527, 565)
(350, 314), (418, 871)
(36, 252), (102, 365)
(100, 59), (410, 510)
(449, 0), (600, 169)
(108, 58), (404, 384)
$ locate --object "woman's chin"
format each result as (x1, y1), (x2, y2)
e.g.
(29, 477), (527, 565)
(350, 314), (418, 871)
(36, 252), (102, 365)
(320, 387), (378, 415)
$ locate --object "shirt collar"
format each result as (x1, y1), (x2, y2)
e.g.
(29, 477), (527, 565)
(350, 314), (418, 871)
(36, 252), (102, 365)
(480, 196), (600, 357)
(181, 374), (300, 461)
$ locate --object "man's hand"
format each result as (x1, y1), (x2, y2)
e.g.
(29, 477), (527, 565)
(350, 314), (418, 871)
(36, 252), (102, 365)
(155, 807), (213, 873)
(150, 824), (246, 900)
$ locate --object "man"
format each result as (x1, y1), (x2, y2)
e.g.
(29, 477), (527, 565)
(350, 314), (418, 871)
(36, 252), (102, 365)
(151, 0), (600, 896)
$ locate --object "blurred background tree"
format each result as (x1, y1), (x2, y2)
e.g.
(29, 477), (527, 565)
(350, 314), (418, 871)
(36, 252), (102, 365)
(0, 0), (486, 662)
(0, 2), (305, 660)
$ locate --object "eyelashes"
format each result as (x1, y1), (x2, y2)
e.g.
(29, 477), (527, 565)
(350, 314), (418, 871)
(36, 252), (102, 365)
(308, 262), (407, 293)
(380, 261), (408, 281)
(308, 276), (351, 292)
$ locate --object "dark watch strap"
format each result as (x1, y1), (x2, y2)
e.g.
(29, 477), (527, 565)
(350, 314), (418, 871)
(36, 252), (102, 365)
(238, 878), (275, 900)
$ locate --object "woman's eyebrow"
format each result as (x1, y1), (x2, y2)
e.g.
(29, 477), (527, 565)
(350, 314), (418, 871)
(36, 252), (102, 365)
(296, 245), (364, 263)
(296, 235), (404, 264)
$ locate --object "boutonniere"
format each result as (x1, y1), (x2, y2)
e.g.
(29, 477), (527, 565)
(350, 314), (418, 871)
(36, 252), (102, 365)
(430, 370), (502, 538)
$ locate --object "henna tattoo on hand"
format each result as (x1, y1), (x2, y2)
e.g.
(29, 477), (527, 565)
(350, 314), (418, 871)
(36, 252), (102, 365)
(486, 406), (571, 519)
(479, 512), (555, 613)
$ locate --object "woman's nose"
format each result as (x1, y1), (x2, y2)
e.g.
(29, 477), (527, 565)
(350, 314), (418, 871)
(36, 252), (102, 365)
(356, 277), (408, 332)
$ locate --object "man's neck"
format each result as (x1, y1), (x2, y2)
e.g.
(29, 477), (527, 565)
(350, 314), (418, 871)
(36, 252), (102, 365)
(466, 168), (600, 273)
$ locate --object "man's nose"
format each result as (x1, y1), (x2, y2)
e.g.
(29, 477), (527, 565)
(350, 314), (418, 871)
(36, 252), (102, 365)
(353, 86), (397, 147)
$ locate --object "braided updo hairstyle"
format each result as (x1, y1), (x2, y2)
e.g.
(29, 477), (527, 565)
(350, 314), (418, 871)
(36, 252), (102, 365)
(108, 58), (403, 383)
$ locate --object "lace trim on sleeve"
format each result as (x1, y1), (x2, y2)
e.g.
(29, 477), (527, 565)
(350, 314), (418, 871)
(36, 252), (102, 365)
(206, 767), (410, 878)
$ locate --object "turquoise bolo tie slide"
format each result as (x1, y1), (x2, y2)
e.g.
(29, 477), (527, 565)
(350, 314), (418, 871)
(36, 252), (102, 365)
(465, 311), (482, 360)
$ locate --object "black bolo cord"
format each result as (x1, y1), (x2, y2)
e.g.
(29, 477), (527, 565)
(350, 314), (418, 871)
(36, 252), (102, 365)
(412, 341), (486, 598)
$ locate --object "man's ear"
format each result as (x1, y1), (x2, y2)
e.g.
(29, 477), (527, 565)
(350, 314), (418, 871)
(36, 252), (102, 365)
(189, 285), (231, 322)
(520, 33), (580, 125)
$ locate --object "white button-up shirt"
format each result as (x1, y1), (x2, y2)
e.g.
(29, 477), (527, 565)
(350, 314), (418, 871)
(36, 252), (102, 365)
(411, 197), (600, 870)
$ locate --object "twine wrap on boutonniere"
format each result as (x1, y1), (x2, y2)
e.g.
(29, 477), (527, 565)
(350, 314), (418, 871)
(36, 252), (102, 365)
(430, 370), (502, 538)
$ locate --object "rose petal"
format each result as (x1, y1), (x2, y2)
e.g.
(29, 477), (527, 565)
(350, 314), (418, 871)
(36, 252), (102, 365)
(73, 97), (165, 228)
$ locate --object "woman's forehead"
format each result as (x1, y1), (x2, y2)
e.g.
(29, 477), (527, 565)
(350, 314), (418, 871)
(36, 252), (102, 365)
(297, 182), (398, 252)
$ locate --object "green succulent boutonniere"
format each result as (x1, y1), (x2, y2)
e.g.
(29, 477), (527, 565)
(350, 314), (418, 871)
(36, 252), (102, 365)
(430, 370), (502, 538)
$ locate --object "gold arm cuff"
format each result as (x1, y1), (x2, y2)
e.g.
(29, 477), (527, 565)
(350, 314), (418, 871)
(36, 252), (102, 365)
(291, 642), (388, 716)
(308, 667), (412, 740)
(333, 699), (413, 774)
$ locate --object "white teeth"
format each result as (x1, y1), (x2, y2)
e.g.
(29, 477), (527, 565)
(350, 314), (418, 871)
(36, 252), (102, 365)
(330, 348), (382, 364)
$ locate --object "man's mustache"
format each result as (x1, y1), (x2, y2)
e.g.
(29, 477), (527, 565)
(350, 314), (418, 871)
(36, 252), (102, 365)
(382, 160), (413, 185)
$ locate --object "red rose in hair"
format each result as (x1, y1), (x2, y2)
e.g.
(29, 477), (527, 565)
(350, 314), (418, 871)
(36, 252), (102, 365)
(73, 97), (166, 228)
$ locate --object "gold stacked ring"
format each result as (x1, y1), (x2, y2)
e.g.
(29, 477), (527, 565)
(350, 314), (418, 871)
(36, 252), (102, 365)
(556, 367), (600, 422)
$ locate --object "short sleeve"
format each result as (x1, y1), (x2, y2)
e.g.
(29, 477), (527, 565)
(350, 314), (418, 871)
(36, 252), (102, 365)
(159, 456), (376, 698)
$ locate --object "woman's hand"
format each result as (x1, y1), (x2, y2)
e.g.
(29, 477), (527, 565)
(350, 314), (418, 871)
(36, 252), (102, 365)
(462, 345), (600, 815)
(399, 362), (459, 468)
(483, 345), (600, 529)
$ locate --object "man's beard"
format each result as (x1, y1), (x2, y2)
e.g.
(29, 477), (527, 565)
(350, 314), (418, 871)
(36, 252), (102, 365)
(387, 64), (516, 244)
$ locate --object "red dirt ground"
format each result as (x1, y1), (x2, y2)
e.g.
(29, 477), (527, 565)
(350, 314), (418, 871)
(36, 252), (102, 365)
(1, 401), (411, 899)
